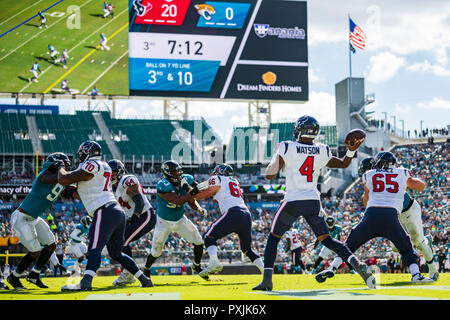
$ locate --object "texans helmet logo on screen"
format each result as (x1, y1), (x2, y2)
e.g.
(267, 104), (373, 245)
(133, 0), (153, 17)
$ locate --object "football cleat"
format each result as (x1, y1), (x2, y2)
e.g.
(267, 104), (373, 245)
(6, 274), (25, 290)
(0, 279), (9, 290)
(191, 263), (209, 281)
(252, 280), (273, 291)
(315, 269), (335, 283)
(429, 272), (439, 281)
(113, 270), (136, 286)
(411, 273), (434, 284)
(199, 259), (223, 277)
(352, 262), (376, 289)
(139, 276), (154, 288)
(26, 273), (48, 289)
(61, 282), (92, 291)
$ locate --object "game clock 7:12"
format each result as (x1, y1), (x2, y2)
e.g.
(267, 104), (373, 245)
(167, 40), (203, 56)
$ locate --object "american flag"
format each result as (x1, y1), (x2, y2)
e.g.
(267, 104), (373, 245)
(349, 18), (366, 51)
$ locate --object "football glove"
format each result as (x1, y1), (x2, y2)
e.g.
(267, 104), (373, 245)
(52, 159), (65, 170)
(180, 177), (191, 191)
(198, 207), (208, 217)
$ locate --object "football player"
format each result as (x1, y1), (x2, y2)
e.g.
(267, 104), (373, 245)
(142, 160), (209, 279)
(47, 44), (60, 63)
(284, 228), (305, 272)
(102, 2), (110, 18)
(99, 33), (110, 51)
(108, 159), (157, 286)
(61, 49), (69, 69)
(65, 215), (92, 269)
(311, 215), (342, 273)
(253, 115), (374, 291)
(58, 141), (153, 291)
(192, 164), (264, 277)
(0, 271), (9, 290)
(38, 11), (47, 29)
(7, 153), (71, 289)
(324, 156), (438, 281)
(316, 152), (433, 284)
(61, 79), (70, 93)
(28, 61), (41, 83)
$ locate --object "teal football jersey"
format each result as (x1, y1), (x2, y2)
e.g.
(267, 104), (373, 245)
(19, 162), (65, 219)
(402, 192), (413, 212)
(156, 174), (194, 222)
(329, 224), (342, 239)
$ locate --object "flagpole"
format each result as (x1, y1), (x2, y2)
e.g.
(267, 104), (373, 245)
(348, 14), (352, 111)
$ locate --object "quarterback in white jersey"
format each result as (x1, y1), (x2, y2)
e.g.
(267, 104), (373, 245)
(108, 159), (157, 286)
(317, 152), (433, 284)
(57, 141), (153, 291)
(253, 115), (374, 291)
(194, 164), (264, 276)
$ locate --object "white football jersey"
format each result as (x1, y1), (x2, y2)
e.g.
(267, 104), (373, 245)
(285, 228), (302, 250)
(76, 158), (117, 216)
(114, 174), (152, 218)
(276, 140), (332, 202)
(362, 167), (411, 213)
(208, 175), (248, 215)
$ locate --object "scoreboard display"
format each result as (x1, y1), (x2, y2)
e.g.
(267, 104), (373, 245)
(129, 0), (308, 101)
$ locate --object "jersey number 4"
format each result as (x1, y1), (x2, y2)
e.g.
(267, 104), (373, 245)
(299, 156), (314, 182)
(372, 174), (399, 193)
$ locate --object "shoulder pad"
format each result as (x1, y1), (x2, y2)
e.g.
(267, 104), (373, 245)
(80, 160), (100, 173)
(156, 179), (173, 192)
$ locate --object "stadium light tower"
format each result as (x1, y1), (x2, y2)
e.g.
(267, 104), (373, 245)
(248, 101), (272, 127)
(163, 99), (188, 120)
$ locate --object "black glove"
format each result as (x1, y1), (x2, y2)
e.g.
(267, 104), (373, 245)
(53, 160), (65, 170)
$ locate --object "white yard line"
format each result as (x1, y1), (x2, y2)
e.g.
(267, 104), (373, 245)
(0, 0), (94, 63)
(81, 50), (128, 94)
(19, 7), (127, 93)
(0, 0), (44, 27)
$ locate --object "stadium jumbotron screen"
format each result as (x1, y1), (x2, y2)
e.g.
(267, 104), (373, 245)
(0, 0), (308, 101)
(129, 0), (308, 100)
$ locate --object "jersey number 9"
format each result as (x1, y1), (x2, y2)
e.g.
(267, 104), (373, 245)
(46, 184), (64, 201)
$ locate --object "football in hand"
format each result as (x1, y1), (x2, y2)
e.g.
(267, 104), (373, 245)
(345, 129), (366, 147)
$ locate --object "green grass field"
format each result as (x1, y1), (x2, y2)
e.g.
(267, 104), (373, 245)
(0, 0), (129, 95)
(1, 274), (449, 300)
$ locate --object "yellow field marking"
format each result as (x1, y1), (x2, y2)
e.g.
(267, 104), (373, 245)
(43, 22), (128, 94)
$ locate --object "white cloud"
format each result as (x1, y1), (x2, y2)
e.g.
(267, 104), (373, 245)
(407, 60), (450, 77)
(418, 97), (450, 110)
(365, 52), (405, 83)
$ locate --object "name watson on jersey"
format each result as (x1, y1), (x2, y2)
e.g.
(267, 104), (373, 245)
(297, 145), (320, 154)
(237, 83), (302, 93)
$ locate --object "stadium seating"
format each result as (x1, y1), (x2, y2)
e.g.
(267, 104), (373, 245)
(0, 113), (33, 154)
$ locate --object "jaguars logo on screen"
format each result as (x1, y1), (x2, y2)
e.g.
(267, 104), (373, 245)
(195, 4), (216, 20)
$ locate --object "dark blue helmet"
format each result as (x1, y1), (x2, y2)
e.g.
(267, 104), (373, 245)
(358, 157), (375, 177)
(77, 140), (101, 162)
(162, 160), (183, 184)
(212, 164), (233, 176)
(108, 159), (126, 184)
(293, 116), (320, 141)
(47, 152), (71, 170)
(374, 151), (396, 169)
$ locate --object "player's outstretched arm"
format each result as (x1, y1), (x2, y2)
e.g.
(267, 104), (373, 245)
(406, 177), (426, 191)
(39, 171), (59, 184)
(266, 143), (285, 180)
(194, 185), (220, 200)
(326, 138), (364, 169)
(57, 168), (94, 186)
(158, 191), (193, 206)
